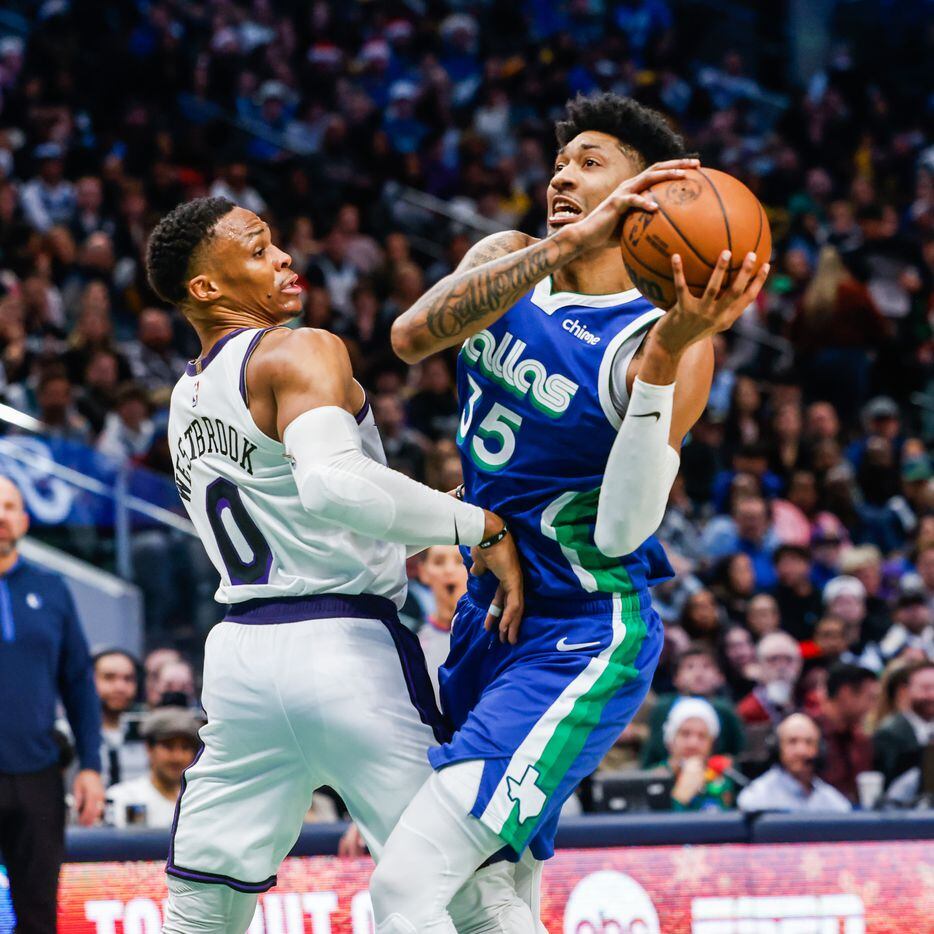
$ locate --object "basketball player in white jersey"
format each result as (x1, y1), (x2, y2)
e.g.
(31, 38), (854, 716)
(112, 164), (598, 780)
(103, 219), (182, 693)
(146, 197), (527, 932)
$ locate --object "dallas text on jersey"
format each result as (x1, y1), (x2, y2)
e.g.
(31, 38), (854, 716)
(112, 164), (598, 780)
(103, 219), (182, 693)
(173, 415), (258, 501)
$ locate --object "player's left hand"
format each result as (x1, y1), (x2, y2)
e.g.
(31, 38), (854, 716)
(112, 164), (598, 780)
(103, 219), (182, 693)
(656, 250), (771, 357)
(73, 769), (106, 826)
(474, 538), (524, 645)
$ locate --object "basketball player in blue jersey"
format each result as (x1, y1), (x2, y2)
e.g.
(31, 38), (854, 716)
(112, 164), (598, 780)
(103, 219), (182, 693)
(144, 198), (531, 931)
(372, 93), (771, 931)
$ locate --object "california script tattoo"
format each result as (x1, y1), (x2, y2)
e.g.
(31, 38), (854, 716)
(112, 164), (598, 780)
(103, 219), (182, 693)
(422, 233), (579, 341)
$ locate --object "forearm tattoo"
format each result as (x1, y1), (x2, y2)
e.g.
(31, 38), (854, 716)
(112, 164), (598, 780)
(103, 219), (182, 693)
(415, 232), (579, 342)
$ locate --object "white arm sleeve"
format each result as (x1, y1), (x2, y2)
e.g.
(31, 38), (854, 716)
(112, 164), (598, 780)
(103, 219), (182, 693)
(594, 377), (681, 558)
(283, 406), (486, 547)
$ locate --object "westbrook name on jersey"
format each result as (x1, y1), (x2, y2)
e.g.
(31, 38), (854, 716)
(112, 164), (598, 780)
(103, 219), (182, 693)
(431, 278), (673, 860)
(168, 326), (407, 608)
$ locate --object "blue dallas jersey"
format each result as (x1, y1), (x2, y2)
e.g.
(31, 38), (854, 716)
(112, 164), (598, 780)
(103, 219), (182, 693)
(456, 276), (675, 605)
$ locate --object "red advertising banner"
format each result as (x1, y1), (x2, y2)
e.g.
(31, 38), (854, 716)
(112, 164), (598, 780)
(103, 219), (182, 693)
(45, 840), (934, 933)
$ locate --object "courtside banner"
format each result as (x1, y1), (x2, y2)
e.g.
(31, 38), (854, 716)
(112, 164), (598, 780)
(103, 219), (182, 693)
(3, 840), (931, 932)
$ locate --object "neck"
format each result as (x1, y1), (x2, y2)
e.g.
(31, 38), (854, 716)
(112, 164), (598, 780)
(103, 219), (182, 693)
(102, 710), (122, 730)
(551, 243), (633, 295)
(151, 770), (181, 801)
(788, 769), (815, 792)
(0, 549), (18, 576)
(191, 307), (283, 358)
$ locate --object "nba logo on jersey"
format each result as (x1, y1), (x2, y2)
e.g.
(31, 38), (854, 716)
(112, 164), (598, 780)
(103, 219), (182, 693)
(192, 380), (200, 407)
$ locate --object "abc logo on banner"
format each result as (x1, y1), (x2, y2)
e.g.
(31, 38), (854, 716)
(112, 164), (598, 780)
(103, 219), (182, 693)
(564, 870), (660, 934)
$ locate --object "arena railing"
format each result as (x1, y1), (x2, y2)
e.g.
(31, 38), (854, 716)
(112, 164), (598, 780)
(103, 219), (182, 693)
(62, 810), (934, 862)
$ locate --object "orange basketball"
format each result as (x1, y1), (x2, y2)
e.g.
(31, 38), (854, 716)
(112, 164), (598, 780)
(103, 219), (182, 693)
(619, 167), (771, 310)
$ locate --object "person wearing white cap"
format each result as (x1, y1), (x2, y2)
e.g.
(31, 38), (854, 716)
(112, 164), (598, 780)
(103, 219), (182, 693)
(652, 698), (737, 811)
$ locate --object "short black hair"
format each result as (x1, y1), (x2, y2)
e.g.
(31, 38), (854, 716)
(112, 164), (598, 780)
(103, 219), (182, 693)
(826, 663), (877, 698)
(555, 92), (686, 168)
(92, 647), (140, 670)
(675, 643), (717, 671)
(146, 197), (234, 305)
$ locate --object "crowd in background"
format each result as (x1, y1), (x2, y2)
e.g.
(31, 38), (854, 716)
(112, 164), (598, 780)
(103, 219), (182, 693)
(0, 0), (932, 821)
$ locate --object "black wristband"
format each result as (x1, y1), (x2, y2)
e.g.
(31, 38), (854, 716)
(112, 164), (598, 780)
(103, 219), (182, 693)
(454, 484), (466, 501)
(478, 522), (509, 549)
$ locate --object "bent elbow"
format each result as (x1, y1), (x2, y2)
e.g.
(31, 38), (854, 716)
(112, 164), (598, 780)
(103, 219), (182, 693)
(390, 319), (425, 364)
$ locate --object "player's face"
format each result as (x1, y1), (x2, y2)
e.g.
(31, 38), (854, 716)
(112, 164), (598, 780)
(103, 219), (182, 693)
(195, 207), (303, 322)
(547, 131), (640, 232)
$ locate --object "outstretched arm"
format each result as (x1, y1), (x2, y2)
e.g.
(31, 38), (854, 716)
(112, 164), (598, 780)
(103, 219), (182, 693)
(391, 159), (699, 363)
(594, 250), (770, 557)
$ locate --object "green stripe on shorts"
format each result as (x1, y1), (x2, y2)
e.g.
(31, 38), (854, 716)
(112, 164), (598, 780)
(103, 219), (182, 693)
(487, 593), (647, 852)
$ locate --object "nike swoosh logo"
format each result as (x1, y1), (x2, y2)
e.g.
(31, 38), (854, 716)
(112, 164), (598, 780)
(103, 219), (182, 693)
(631, 411), (661, 421)
(556, 637), (603, 652)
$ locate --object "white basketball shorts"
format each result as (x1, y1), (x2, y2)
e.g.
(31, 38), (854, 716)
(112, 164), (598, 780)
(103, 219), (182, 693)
(167, 593), (446, 892)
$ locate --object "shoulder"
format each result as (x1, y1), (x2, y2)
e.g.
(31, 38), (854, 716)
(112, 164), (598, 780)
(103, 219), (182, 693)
(455, 230), (537, 272)
(251, 327), (351, 383)
(14, 560), (69, 593)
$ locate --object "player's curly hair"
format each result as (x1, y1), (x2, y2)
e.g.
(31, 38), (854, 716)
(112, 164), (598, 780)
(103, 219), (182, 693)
(555, 93), (687, 168)
(145, 197), (235, 305)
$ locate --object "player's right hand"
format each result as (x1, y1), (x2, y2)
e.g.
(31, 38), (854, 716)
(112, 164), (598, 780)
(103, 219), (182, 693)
(563, 159), (700, 253)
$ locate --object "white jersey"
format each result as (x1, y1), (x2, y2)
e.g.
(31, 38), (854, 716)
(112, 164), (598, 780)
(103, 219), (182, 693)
(167, 326), (406, 607)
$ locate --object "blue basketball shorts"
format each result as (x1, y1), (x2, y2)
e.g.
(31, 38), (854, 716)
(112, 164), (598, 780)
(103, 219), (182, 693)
(428, 589), (663, 860)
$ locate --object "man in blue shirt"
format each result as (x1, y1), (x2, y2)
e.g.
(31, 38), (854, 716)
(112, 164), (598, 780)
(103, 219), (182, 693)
(0, 476), (104, 932)
(737, 713), (851, 813)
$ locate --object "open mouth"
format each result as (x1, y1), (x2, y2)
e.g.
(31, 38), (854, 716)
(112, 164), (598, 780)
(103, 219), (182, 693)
(280, 275), (303, 295)
(548, 197), (583, 225)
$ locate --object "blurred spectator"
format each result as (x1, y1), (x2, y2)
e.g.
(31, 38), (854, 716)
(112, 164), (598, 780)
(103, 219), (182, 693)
(209, 163), (267, 217)
(822, 575), (884, 671)
(373, 392), (427, 482)
(701, 495), (779, 588)
(737, 714), (851, 813)
(416, 544), (467, 706)
(148, 656), (196, 710)
(816, 664), (879, 803)
(652, 698), (737, 812)
(0, 476), (104, 929)
(123, 308), (187, 397)
(737, 632), (802, 727)
(642, 646), (746, 766)
(879, 580), (934, 662)
(770, 544), (822, 640)
(674, 589), (725, 652)
(35, 370), (93, 443)
(812, 615), (848, 665)
(96, 383), (156, 465)
(106, 707), (202, 828)
(791, 246), (889, 424)
(873, 660), (934, 785)
(745, 592), (782, 640)
(93, 649), (147, 787)
(20, 144), (75, 233)
(718, 625), (760, 700)
(869, 660), (915, 732)
(407, 356), (459, 442)
(143, 647), (182, 708)
(76, 350), (122, 435)
(710, 553), (756, 624)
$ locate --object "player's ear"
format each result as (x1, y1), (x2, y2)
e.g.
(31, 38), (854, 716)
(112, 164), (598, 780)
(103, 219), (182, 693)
(188, 274), (220, 304)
